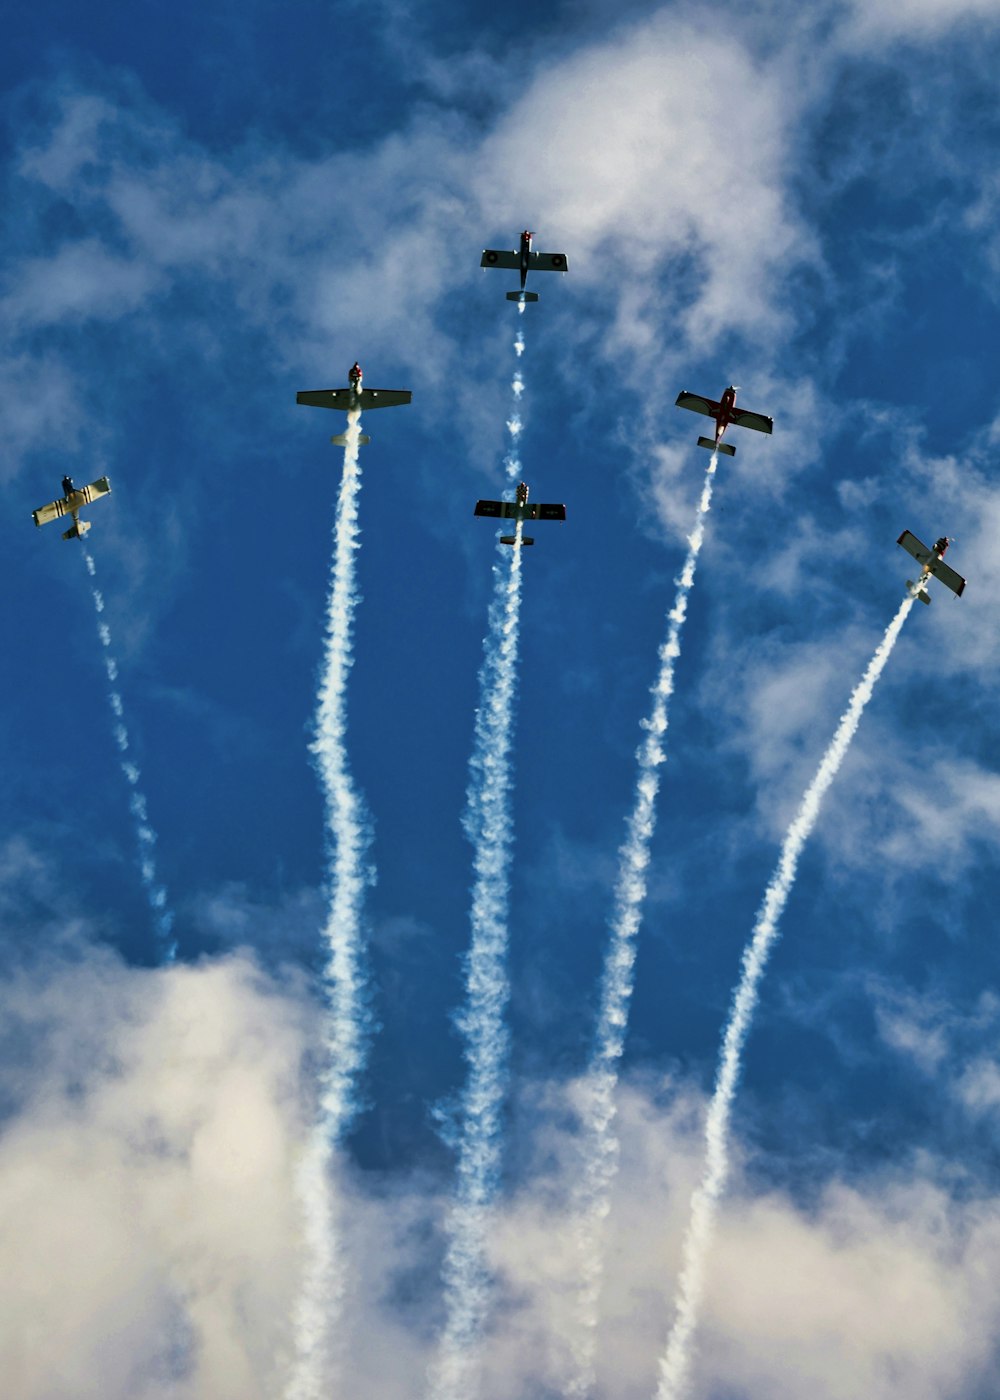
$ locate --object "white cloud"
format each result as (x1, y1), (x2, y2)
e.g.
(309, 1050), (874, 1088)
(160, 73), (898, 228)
(5, 239), (159, 329)
(844, 0), (1000, 41)
(477, 1077), (1000, 1400)
(0, 946), (309, 1400)
(473, 11), (816, 351)
(2, 956), (1000, 1400)
(872, 984), (954, 1073)
(702, 1178), (1000, 1400)
(1, 6), (821, 483)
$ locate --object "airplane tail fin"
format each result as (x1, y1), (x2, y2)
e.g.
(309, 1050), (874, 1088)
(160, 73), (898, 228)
(62, 521), (90, 541)
(907, 581), (932, 605)
(331, 433), (371, 447)
(501, 535), (534, 546)
(698, 436), (735, 456)
(506, 291), (539, 303)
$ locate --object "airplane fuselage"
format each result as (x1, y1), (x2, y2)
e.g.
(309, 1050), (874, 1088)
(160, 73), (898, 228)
(713, 386), (739, 442)
(492, 481), (532, 529)
(518, 231), (535, 290)
(344, 362), (364, 408)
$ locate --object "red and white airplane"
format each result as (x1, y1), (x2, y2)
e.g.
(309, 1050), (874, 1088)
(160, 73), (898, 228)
(480, 230), (568, 303)
(297, 362), (411, 446)
(674, 385), (773, 456)
(897, 531), (966, 604)
(474, 480), (566, 546)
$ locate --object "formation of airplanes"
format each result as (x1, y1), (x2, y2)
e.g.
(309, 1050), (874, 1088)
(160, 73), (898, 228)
(30, 227), (966, 602)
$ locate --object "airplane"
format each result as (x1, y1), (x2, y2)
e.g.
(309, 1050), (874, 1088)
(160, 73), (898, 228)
(480, 230), (568, 302)
(296, 362), (412, 445)
(474, 480), (566, 546)
(897, 531), (966, 604)
(674, 385), (773, 456)
(32, 474), (112, 539)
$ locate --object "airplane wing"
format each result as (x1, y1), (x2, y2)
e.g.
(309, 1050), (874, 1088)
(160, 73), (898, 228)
(475, 500), (522, 519)
(929, 558), (966, 597)
(83, 475), (112, 504)
(481, 250), (520, 270)
(731, 408), (773, 435)
(297, 388), (411, 411)
(32, 496), (67, 527)
(528, 252), (569, 272)
(358, 389), (411, 410)
(897, 530), (932, 566)
(675, 391), (721, 419)
(32, 475), (112, 528)
(475, 500), (566, 521)
(297, 389), (355, 409)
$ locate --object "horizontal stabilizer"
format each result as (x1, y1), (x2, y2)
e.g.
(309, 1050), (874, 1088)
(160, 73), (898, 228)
(698, 436), (735, 456)
(506, 291), (539, 302)
(907, 581), (932, 605)
(501, 535), (534, 546)
(62, 521), (90, 540)
(331, 433), (371, 447)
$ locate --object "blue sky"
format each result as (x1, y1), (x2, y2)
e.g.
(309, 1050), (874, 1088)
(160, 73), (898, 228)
(4, 1), (1000, 1397)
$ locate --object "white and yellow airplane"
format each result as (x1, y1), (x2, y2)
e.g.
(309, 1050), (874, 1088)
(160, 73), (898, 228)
(897, 531), (966, 604)
(474, 481), (566, 546)
(32, 475), (112, 540)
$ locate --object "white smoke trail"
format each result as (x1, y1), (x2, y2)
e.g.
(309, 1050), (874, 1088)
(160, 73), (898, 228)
(504, 325), (526, 482)
(81, 549), (176, 963)
(428, 521), (526, 1400)
(286, 407), (374, 1400)
(656, 592), (916, 1400)
(567, 452), (720, 1398)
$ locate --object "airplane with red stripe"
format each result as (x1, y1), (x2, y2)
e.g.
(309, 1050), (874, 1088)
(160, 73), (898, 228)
(675, 385), (773, 457)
